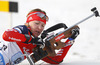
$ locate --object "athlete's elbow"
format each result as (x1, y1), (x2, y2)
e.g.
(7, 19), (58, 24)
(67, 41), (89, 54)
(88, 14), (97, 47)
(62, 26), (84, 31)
(2, 31), (9, 41)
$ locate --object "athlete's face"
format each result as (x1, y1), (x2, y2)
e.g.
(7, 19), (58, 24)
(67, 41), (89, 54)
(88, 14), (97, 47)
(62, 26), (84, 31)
(29, 20), (46, 37)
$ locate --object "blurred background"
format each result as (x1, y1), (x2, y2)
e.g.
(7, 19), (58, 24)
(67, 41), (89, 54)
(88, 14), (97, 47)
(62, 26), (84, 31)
(0, 0), (100, 65)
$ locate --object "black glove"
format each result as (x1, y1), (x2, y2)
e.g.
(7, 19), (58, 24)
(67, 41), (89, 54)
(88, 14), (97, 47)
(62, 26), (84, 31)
(24, 34), (43, 45)
(32, 37), (44, 45)
(70, 27), (80, 40)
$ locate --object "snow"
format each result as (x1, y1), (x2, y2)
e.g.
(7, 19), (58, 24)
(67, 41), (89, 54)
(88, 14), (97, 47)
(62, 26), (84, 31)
(0, 0), (100, 65)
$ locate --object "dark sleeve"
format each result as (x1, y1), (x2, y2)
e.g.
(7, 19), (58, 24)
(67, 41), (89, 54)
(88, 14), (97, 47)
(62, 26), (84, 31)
(13, 25), (29, 34)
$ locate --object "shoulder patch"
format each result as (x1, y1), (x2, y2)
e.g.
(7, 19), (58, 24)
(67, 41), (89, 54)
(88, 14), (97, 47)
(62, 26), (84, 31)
(13, 25), (29, 34)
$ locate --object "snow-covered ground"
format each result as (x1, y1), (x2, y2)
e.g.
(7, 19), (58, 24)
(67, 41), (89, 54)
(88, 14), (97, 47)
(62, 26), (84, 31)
(0, 0), (100, 65)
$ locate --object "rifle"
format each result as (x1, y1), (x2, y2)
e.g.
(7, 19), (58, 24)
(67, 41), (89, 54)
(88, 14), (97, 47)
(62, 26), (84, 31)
(24, 7), (99, 65)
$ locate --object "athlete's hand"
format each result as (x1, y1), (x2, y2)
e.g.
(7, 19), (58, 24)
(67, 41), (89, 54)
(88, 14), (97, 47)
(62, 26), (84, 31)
(24, 34), (44, 45)
(70, 27), (80, 40)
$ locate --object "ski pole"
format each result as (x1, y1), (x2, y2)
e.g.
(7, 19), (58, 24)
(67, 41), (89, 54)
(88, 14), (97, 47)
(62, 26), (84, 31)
(23, 47), (35, 65)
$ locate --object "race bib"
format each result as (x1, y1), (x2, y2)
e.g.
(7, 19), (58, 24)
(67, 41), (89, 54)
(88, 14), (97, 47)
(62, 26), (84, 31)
(11, 51), (24, 64)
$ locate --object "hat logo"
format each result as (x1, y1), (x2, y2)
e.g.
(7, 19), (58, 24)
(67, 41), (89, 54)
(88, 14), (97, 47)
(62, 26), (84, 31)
(29, 17), (33, 20)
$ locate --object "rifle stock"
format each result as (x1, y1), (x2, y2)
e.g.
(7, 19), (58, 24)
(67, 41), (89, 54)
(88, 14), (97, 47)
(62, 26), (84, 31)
(43, 25), (79, 56)
(30, 26), (79, 63)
